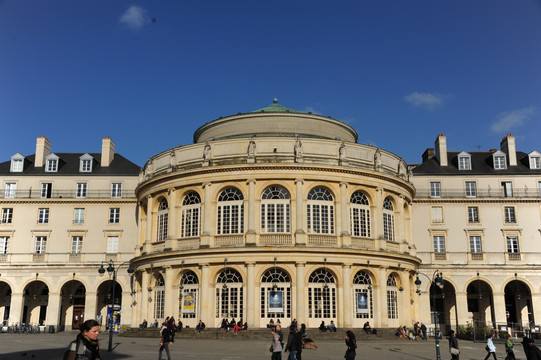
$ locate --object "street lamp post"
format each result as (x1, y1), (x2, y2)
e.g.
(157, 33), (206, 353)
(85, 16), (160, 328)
(98, 260), (134, 352)
(415, 270), (444, 360)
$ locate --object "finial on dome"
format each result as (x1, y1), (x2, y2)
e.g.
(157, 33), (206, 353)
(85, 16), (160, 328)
(273, 98), (278, 104)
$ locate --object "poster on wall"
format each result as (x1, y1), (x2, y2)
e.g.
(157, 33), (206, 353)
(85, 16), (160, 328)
(183, 292), (196, 313)
(356, 293), (369, 314)
(268, 290), (284, 313)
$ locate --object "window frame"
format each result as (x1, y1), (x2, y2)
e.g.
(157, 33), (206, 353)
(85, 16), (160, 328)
(34, 236), (47, 254)
(109, 208), (120, 224)
(76, 183), (87, 198)
(73, 208), (85, 224)
(502, 181), (513, 197)
(504, 206), (516, 223)
(458, 153), (471, 170)
(467, 206), (480, 223)
(469, 235), (482, 253)
(4, 183), (17, 198)
(506, 235), (520, 253)
(433, 235), (446, 253)
(306, 187), (335, 235)
(71, 235), (83, 254)
(0, 236), (9, 254)
(111, 183), (122, 198)
(1, 208), (13, 224)
(41, 183), (52, 199)
(10, 154), (24, 172)
(38, 208), (50, 224)
(430, 182), (441, 198)
(106, 235), (119, 253)
(465, 181), (477, 198)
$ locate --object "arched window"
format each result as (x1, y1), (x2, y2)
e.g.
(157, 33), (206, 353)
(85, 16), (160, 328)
(157, 198), (168, 242)
(308, 269), (336, 319)
(386, 274), (398, 319)
(307, 187), (334, 234)
(181, 192), (201, 238)
(261, 268), (291, 320)
(350, 191), (371, 237)
(261, 186), (291, 233)
(179, 270), (199, 324)
(383, 197), (395, 241)
(216, 269), (243, 321)
(154, 275), (165, 320)
(353, 270), (373, 319)
(217, 188), (244, 235)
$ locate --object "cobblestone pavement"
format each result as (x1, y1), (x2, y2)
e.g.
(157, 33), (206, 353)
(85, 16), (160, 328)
(0, 331), (521, 360)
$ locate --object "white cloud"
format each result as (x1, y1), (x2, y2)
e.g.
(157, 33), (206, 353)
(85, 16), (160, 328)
(119, 6), (150, 31)
(490, 106), (537, 133)
(404, 92), (445, 109)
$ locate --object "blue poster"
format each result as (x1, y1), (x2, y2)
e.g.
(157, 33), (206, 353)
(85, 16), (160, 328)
(269, 290), (284, 313)
(356, 293), (369, 314)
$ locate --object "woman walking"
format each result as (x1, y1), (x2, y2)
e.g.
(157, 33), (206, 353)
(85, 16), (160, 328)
(158, 321), (173, 360)
(345, 330), (357, 360)
(65, 319), (102, 359)
(484, 333), (498, 360)
(270, 327), (283, 360)
(449, 330), (460, 360)
(504, 333), (515, 360)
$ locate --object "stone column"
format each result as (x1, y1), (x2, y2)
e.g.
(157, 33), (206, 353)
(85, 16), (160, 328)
(121, 291), (132, 326)
(295, 179), (306, 245)
(493, 292), (507, 325)
(166, 188), (178, 250)
(45, 292), (61, 329)
(296, 262), (306, 324)
(455, 292), (470, 327)
(9, 292), (24, 325)
(200, 264), (210, 325)
(376, 267), (388, 328)
(164, 266), (175, 318)
(374, 188), (384, 250)
(141, 271), (150, 322)
(399, 270), (412, 326)
(144, 195), (153, 253)
(200, 183), (212, 247)
(246, 179), (257, 245)
(84, 291), (97, 325)
(342, 264), (352, 328)
(531, 294), (541, 328)
(136, 202), (144, 256)
(340, 182), (351, 247)
(246, 262), (256, 327)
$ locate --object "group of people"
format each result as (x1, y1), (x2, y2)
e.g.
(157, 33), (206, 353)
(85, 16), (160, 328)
(220, 317), (248, 334)
(395, 322), (427, 341)
(269, 322), (307, 360)
(318, 320), (337, 332)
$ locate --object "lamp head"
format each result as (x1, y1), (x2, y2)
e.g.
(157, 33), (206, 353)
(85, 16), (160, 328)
(98, 265), (106, 275)
(127, 265), (135, 274)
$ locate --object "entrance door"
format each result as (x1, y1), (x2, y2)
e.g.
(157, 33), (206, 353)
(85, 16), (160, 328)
(72, 305), (85, 330)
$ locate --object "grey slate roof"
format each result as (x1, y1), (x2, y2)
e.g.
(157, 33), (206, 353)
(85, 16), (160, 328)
(0, 153), (141, 176)
(412, 151), (541, 176)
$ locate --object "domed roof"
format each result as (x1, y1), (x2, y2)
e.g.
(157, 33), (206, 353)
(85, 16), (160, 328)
(250, 98), (304, 114)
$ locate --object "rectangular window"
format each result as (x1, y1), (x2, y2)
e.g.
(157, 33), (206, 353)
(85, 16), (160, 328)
(469, 235), (482, 253)
(458, 156), (471, 170)
(38, 208), (50, 224)
(41, 183), (52, 198)
(111, 183), (122, 198)
(504, 206), (516, 223)
(80, 159), (92, 172)
(0, 236), (9, 254)
(4, 183), (16, 198)
(430, 182), (441, 197)
(76, 183), (87, 198)
(34, 236), (47, 254)
(468, 206), (479, 223)
(494, 156), (506, 169)
(530, 157), (540, 169)
(46, 159), (58, 172)
(11, 159), (23, 172)
(431, 206), (443, 223)
(109, 208), (120, 224)
(106, 236), (119, 253)
(433, 235), (446, 253)
(1, 208), (13, 224)
(73, 208), (85, 224)
(71, 236), (83, 254)
(506, 236), (519, 253)
(465, 181), (477, 197)
(502, 182), (513, 197)
(387, 290), (398, 319)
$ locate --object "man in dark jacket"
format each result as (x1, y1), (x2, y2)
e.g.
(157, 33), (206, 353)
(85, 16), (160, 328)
(448, 330), (460, 360)
(285, 325), (298, 360)
(523, 337), (541, 360)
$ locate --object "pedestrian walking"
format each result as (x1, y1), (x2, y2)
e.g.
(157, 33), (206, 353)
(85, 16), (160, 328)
(270, 327), (283, 360)
(484, 333), (498, 360)
(158, 321), (172, 360)
(344, 330), (357, 360)
(284, 325), (298, 360)
(64, 319), (102, 360)
(449, 329), (460, 360)
(504, 333), (515, 360)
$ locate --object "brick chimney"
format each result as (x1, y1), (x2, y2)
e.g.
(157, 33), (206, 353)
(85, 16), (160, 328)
(500, 134), (517, 166)
(101, 137), (115, 167)
(34, 136), (51, 167)
(435, 134), (448, 166)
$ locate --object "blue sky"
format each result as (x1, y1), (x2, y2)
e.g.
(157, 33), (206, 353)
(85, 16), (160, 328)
(1, 1), (540, 166)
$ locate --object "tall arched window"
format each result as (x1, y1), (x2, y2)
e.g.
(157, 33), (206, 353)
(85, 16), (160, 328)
(308, 269), (336, 320)
(261, 268), (291, 322)
(261, 185), (291, 233)
(157, 198), (168, 242)
(217, 188), (244, 235)
(179, 270), (199, 326)
(350, 191), (371, 237)
(353, 270), (373, 319)
(307, 187), (334, 234)
(383, 197), (395, 241)
(154, 275), (165, 320)
(181, 192), (201, 237)
(386, 274), (398, 319)
(216, 269), (243, 322)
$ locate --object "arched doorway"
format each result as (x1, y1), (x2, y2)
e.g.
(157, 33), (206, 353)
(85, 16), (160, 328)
(308, 268), (336, 328)
(97, 280), (122, 331)
(215, 268), (243, 326)
(0, 282), (11, 326)
(505, 277), (533, 333)
(352, 270), (373, 328)
(179, 270), (199, 328)
(260, 267), (292, 327)
(432, 281), (457, 335)
(467, 278), (495, 339)
(22, 281), (48, 326)
(60, 281), (86, 330)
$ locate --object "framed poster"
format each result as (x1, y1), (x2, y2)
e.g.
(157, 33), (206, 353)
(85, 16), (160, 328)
(356, 292), (369, 314)
(183, 292), (196, 313)
(268, 290), (284, 313)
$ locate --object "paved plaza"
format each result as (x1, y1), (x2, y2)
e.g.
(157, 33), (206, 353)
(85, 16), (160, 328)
(0, 331), (526, 360)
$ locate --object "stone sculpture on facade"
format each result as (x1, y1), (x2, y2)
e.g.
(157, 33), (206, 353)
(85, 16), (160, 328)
(339, 143), (347, 163)
(398, 158), (407, 179)
(294, 138), (303, 163)
(203, 143), (211, 166)
(247, 139), (256, 163)
(374, 149), (382, 171)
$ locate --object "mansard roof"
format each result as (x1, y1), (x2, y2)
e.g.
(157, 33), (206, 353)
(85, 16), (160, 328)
(0, 153), (141, 176)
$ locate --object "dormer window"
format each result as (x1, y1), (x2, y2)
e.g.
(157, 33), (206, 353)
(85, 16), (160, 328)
(79, 153), (94, 173)
(457, 151), (471, 170)
(528, 151), (541, 170)
(45, 153), (59, 172)
(10, 153), (25, 172)
(492, 151), (507, 170)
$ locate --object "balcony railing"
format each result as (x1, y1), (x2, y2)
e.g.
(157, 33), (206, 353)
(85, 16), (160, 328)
(307, 234), (337, 246)
(0, 189), (136, 200)
(415, 188), (541, 199)
(259, 234), (293, 246)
